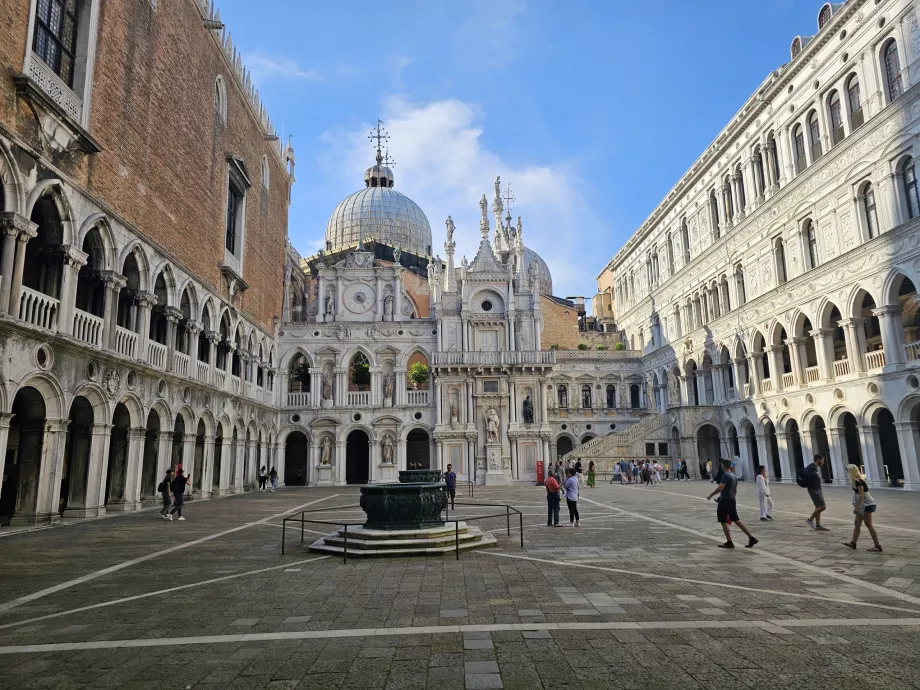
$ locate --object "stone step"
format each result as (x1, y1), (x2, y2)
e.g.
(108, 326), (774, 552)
(308, 529), (497, 558)
(321, 527), (486, 551)
(331, 522), (473, 541)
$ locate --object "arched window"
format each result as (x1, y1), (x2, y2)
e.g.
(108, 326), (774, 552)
(818, 4), (832, 29)
(557, 385), (568, 409)
(863, 183), (879, 238)
(904, 158), (920, 220)
(807, 110), (822, 161)
(847, 74), (864, 129)
(581, 385), (592, 410)
(605, 384), (615, 408)
(214, 76), (228, 124)
(804, 220), (819, 269)
(709, 190), (720, 240)
(791, 37), (802, 60)
(828, 91), (843, 145)
(793, 125), (807, 173)
(774, 238), (787, 285)
(681, 219), (690, 264)
(884, 40), (903, 102)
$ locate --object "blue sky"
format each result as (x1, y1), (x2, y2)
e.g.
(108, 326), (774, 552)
(218, 0), (826, 302)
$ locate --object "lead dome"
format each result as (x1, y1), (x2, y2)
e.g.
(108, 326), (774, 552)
(523, 247), (553, 296)
(325, 151), (433, 257)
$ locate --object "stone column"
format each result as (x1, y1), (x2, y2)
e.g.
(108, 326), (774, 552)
(162, 306), (182, 372)
(136, 292), (157, 363)
(857, 425), (885, 488)
(123, 427), (146, 511)
(873, 305), (904, 366)
(737, 431), (754, 478)
(370, 367), (382, 407)
(57, 246), (89, 336)
(394, 368), (407, 406)
(218, 436), (233, 495)
(334, 368), (347, 407)
(157, 430), (173, 482)
(746, 354), (761, 396)
(775, 431), (793, 481)
(893, 422), (920, 490)
(788, 337), (806, 385)
(4, 219), (38, 317)
(731, 358), (746, 397)
(200, 435), (215, 498)
(826, 427), (847, 486)
(766, 346), (783, 391)
(754, 433), (769, 476)
(335, 440), (346, 484)
(0, 414), (10, 501)
(29, 419), (68, 523)
(100, 271), (127, 351)
(840, 318), (866, 373)
(810, 328), (834, 382)
(309, 367), (322, 408)
(186, 320), (203, 379)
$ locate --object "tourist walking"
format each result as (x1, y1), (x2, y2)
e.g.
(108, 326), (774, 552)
(843, 464), (882, 552)
(564, 467), (580, 527)
(653, 463), (662, 485)
(587, 460), (596, 488)
(269, 466), (278, 492)
(707, 458), (757, 549)
(258, 466), (268, 491)
(706, 459), (714, 481)
(545, 471), (561, 527)
(575, 459), (585, 488)
(612, 461), (623, 485)
(679, 459), (691, 480)
(169, 468), (189, 521)
(444, 463), (457, 509)
(664, 462), (670, 481)
(755, 465), (774, 520)
(798, 454), (830, 531)
(158, 469), (174, 520)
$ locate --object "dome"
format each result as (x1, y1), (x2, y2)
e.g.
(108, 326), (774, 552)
(325, 153), (432, 258)
(524, 247), (553, 296)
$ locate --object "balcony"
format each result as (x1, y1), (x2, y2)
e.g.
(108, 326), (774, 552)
(231, 375), (241, 395)
(72, 309), (103, 347)
(147, 341), (167, 370)
(214, 369), (227, 390)
(114, 326), (138, 359)
(196, 361), (210, 384)
(432, 350), (555, 367)
(347, 391), (370, 406)
(833, 358), (851, 377)
(19, 286), (58, 331)
(407, 390), (429, 405)
(781, 372), (794, 388)
(906, 340), (920, 362)
(865, 349), (886, 371)
(287, 392), (310, 407)
(805, 366), (820, 382)
(174, 351), (190, 378)
(761, 378), (774, 393)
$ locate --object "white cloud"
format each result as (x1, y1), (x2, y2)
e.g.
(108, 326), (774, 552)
(316, 96), (604, 298)
(245, 51), (322, 85)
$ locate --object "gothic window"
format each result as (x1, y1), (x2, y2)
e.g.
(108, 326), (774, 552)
(581, 385), (592, 410)
(605, 384), (615, 408)
(774, 237), (787, 285)
(818, 4), (832, 29)
(793, 125), (807, 173)
(904, 158), (920, 220)
(804, 220), (819, 269)
(709, 190), (720, 240)
(884, 40), (903, 102)
(791, 37), (802, 60)
(225, 158), (250, 261)
(681, 219), (690, 264)
(226, 182), (242, 255)
(557, 385), (568, 409)
(847, 75), (864, 129)
(864, 183), (879, 238)
(828, 91), (843, 145)
(808, 110), (822, 162)
(33, 0), (80, 86)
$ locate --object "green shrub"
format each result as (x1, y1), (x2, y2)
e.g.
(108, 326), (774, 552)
(596, 344), (609, 351)
(577, 343), (589, 350)
(614, 342), (625, 351)
(549, 344), (560, 350)
(408, 362), (430, 385)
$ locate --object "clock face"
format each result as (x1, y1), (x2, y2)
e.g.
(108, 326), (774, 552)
(343, 283), (376, 314)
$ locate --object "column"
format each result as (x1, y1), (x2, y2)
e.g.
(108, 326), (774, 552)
(124, 427), (146, 511)
(800, 429), (815, 464)
(435, 379), (443, 425)
(164, 307), (182, 372)
(182, 435), (196, 482)
(810, 328), (835, 381)
(157, 430), (173, 481)
(317, 277), (326, 323)
(394, 368), (407, 407)
(840, 318), (866, 373)
(732, 174), (745, 221)
(540, 379), (548, 424)
(218, 436), (232, 494)
(893, 422), (920, 490)
(100, 272), (126, 351)
(0, 214), (36, 313)
(766, 346), (783, 391)
(136, 292), (157, 362)
(746, 354), (761, 396)
(187, 321), (203, 380)
(435, 439), (443, 471)
(775, 431), (793, 481)
(711, 365), (724, 404)
(873, 305), (904, 366)
(334, 368), (347, 407)
(788, 338), (807, 385)
(335, 440), (346, 484)
(826, 428), (847, 486)
(5, 220), (37, 317)
(732, 358), (746, 397)
(0, 415), (10, 501)
(737, 432), (753, 478)
(309, 368), (322, 408)
(31, 420), (68, 523)
(201, 435), (215, 497)
(754, 433), (770, 476)
(370, 367), (382, 407)
(397, 437), (407, 472)
(857, 425), (885, 488)
(57, 246), (88, 336)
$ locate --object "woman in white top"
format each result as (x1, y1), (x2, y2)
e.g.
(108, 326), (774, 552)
(843, 464), (882, 552)
(755, 465), (774, 520)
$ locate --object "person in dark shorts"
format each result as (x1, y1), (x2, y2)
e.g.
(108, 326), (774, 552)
(443, 464), (457, 509)
(706, 458), (757, 549)
(158, 469), (174, 520)
(169, 468), (189, 521)
(843, 463), (882, 552)
(802, 454), (830, 531)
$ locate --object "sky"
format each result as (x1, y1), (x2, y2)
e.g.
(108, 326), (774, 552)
(217, 0), (826, 304)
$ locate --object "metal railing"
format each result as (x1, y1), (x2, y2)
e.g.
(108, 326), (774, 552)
(280, 499), (521, 562)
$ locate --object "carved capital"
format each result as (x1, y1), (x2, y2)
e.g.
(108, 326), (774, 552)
(0, 212), (38, 239)
(185, 319), (204, 334)
(61, 244), (88, 269)
(135, 291), (158, 308)
(100, 270), (128, 291)
(164, 306), (184, 323)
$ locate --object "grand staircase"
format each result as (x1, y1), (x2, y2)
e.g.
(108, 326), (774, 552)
(564, 412), (669, 462)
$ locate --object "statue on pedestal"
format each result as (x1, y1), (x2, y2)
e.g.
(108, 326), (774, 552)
(383, 374), (393, 402)
(485, 407), (500, 443)
(522, 394), (534, 424)
(450, 398), (459, 425)
(322, 374), (333, 400)
(381, 434), (394, 464)
(324, 294), (335, 315)
(320, 436), (332, 465)
(383, 294), (393, 316)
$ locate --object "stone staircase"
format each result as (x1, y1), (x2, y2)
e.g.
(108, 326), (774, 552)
(309, 522), (497, 557)
(564, 412), (669, 461)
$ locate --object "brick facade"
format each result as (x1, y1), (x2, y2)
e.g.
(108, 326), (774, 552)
(540, 296), (578, 350)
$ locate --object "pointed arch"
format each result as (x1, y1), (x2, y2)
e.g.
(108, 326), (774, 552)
(77, 214), (116, 271)
(280, 346), (315, 372)
(398, 344), (433, 369)
(117, 242), (151, 293)
(0, 138), (25, 215)
(882, 268), (920, 307)
(177, 280), (200, 318)
(150, 262), (178, 307)
(340, 344), (377, 369)
(114, 392), (144, 428)
(25, 180), (76, 244)
(69, 383), (111, 424)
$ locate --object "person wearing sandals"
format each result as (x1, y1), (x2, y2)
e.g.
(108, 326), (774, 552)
(843, 464), (882, 553)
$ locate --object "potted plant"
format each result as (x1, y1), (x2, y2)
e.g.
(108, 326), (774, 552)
(408, 362), (430, 389)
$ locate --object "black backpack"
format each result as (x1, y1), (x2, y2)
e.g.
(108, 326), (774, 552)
(795, 467), (809, 488)
(157, 480), (166, 493)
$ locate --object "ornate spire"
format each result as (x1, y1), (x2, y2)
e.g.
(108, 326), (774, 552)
(444, 216), (456, 291)
(479, 194), (490, 239)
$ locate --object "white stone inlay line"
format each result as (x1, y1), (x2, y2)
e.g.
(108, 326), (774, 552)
(578, 495), (920, 608)
(0, 495), (340, 616)
(482, 551), (920, 615)
(1, 618), (919, 655)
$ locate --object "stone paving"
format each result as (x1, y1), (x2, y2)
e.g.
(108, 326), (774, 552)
(0, 480), (919, 688)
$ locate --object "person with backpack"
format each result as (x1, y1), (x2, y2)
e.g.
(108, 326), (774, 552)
(168, 468), (189, 521)
(545, 471), (561, 527)
(798, 453), (830, 531)
(843, 464), (882, 552)
(269, 466), (278, 492)
(755, 465), (774, 521)
(158, 469), (174, 520)
(707, 458), (758, 549)
(563, 467), (580, 527)
(258, 466), (268, 491)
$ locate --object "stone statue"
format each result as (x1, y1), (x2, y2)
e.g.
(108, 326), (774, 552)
(485, 407), (500, 444)
(320, 436), (332, 465)
(445, 215), (455, 244)
(393, 247), (402, 264)
(324, 294), (334, 315)
(450, 398), (459, 425)
(383, 374), (393, 401)
(646, 377), (656, 412)
(322, 374), (332, 400)
(522, 394), (534, 424)
(668, 371), (678, 403)
(383, 294), (393, 316)
(480, 194), (489, 229)
(620, 384), (628, 407)
(494, 176), (502, 203)
(381, 434), (394, 464)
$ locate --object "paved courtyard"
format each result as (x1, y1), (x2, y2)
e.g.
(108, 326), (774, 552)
(1, 480), (919, 689)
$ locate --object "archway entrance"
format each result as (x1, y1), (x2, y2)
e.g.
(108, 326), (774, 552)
(345, 430), (370, 484)
(407, 429), (431, 470)
(841, 412), (862, 468)
(556, 436), (573, 461)
(61, 396), (93, 517)
(810, 416), (832, 482)
(285, 432), (308, 486)
(141, 410), (160, 502)
(786, 420), (804, 472)
(105, 403), (132, 508)
(876, 409), (903, 486)
(2, 387), (47, 525)
(696, 424), (720, 468)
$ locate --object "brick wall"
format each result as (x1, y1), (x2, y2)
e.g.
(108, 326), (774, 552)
(0, 0), (289, 333)
(541, 297), (578, 350)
